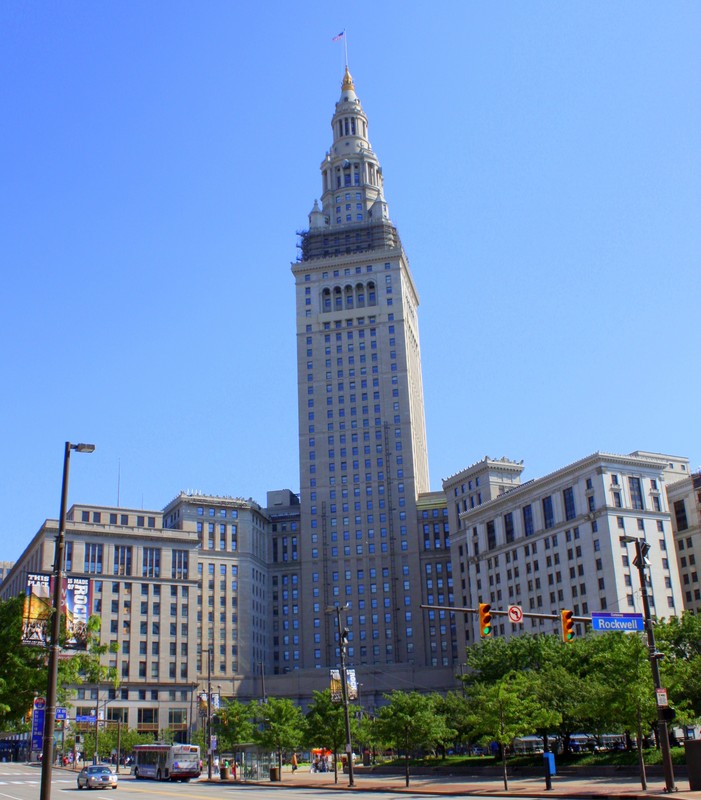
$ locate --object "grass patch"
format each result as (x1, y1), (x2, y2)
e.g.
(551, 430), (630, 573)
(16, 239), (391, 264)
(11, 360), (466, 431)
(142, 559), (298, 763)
(375, 748), (688, 770)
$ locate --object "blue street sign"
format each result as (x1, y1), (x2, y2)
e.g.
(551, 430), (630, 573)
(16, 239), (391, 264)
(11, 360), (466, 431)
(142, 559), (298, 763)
(56, 708), (67, 720)
(76, 714), (97, 723)
(591, 612), (644, 632)
(31, 708), (44, 752)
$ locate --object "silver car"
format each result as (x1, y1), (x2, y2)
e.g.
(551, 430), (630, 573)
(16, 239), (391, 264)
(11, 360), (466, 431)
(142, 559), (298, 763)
(77, 765), (118, 789)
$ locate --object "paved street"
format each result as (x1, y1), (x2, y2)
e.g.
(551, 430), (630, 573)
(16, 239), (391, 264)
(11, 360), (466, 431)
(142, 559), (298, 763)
(0, 763), (694, 800)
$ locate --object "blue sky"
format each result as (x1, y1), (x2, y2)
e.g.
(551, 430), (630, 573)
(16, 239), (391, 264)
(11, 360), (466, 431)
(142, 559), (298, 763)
(2, 3), (699, 561)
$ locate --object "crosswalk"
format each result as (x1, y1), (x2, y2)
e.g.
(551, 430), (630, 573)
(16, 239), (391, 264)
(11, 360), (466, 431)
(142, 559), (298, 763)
(0, 771), (74, 785)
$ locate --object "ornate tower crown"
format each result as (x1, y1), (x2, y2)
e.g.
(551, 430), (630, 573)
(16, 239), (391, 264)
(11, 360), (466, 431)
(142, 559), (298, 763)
(305, 70), (390, 235)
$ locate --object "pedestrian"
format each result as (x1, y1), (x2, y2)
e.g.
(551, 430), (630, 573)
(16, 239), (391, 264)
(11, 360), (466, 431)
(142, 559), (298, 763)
(291, 753), (298, 773)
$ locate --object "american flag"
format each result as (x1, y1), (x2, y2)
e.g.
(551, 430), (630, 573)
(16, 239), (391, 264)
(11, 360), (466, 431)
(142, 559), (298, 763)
(332, 31), (345, 42)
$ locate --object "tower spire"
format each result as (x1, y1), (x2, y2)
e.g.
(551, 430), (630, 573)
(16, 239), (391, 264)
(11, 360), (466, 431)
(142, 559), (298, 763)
(342, 65), (354, 92)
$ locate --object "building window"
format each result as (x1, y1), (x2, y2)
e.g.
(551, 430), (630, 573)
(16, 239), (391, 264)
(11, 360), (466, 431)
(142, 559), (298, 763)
(84, 544), (103, 574)
(542, 496), (554, 530)
(628, 477), (644, 511)
(142, 548), (161, 578)
(172, 550), (189, 580)
(113, 545), (132, 576)
(674, 500), (688, 531)
(563, 487), (576, 521)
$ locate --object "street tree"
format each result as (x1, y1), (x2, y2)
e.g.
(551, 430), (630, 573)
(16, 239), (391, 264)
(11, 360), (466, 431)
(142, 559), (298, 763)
(465, 671), (560, 791)
(0, 595), (46, 728)
(252, 697), (304, 777)
(303, 689), (357, 782)
(375, 691), (454, 787)
(215, 698), (255, 763)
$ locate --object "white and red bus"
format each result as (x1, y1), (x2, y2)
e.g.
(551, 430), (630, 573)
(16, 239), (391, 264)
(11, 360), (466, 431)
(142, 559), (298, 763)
(132, 743), (201, 782)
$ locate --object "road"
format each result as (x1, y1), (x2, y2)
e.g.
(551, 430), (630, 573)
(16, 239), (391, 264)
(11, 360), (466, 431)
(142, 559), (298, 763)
(0, 763), (695, 800)
(0, 764), (520, 800)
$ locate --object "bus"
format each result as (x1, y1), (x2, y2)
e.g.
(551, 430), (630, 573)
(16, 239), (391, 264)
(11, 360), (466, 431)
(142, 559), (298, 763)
(132, 744), (201, 782)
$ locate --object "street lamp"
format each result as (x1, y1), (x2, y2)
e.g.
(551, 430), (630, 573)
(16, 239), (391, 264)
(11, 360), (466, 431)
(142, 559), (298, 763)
(206, 647), (213, 780)
(40, 442), (95, 800)
(326, 603), (354, 787)
(622, 535), (676, 793)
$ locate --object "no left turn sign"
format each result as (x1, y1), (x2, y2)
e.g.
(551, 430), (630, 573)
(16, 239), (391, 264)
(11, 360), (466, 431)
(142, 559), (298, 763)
(508, 605), (523, 624)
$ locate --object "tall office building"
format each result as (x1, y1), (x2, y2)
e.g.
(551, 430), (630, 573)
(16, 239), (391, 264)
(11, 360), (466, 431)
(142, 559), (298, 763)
(292, 68), (432, 671)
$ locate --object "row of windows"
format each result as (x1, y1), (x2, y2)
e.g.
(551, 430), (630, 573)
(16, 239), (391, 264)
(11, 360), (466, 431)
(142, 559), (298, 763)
(75, 510), (157, 528)
(66, 543), (189, 579)
(196, 507), (239, 518)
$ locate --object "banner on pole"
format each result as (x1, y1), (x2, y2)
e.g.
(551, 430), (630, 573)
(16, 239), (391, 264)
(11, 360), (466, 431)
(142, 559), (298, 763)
(62, 576), (91, 650)
(22, 574), (51, 646)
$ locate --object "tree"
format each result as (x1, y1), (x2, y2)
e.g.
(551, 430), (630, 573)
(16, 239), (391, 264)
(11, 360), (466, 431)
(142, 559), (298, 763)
(303, 689), (358, 783)
(0, 595), (46, 728)
(252, 698), (304, 777)
(589, 631), (655, 790)
(58, 615), (119, 695)
(465, 671), (560, 791)
(656, 613), (701, 718)
(375, 691), (454, 787)
(215, 698), (255, 763)
(433, 691), (477, 756)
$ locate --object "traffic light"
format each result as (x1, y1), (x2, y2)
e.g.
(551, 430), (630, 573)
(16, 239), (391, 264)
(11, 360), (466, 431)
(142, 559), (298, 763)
(478, 603), (492, 638)
(661, 707), (677, 723)
(561, 609), (575, 642)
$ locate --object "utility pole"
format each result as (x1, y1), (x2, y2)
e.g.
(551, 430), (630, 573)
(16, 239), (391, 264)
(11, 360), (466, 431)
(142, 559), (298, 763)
(629, 538), (676, 793)
(207, 647), (213, 780)
(40, 442), (95, 800)
(327, 604), (354, 787)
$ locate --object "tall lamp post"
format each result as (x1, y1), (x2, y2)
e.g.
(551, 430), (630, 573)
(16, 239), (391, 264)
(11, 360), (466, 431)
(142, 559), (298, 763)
(40, 442), (95, 800)
(623, 535), (676, 793)
(326, 603), (354, 787)
(206, 647), (213, 780)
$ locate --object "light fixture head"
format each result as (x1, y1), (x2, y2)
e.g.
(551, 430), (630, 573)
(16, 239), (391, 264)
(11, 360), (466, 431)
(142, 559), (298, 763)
(73, 443), (96, 453)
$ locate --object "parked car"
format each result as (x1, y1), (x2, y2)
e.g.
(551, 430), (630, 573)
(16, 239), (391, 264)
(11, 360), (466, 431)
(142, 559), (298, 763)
(77, 765), (118, 789)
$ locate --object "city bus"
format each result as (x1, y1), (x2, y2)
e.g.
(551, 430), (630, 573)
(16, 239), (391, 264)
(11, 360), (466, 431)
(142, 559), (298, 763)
(132, 743), (201, 781)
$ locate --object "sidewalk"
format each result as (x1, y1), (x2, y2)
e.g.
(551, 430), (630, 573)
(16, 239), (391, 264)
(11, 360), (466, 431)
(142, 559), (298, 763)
(212, 767), (696, 799)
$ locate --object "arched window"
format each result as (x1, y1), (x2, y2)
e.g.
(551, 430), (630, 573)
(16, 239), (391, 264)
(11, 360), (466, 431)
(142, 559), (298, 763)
(334, 287), (343, 310)
(344, 285), (354, 309)
(356, 282), (365, 307)
(368, 281), (376, 306)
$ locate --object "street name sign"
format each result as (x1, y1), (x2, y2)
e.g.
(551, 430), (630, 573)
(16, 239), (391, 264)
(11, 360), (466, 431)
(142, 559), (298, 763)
(591, 612), (644, 632)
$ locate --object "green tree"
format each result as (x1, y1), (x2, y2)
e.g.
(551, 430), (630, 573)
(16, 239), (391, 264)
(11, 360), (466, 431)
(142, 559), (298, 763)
(656, 613), (701, 718)
(465, 671), (560, 791)
(0, 596), (46, 728)
(589, 631), (655, 790)
(434, 691), (479, 755)
(215, 698), (255, 762)
(252, 698), (304, 777)
(375, 691), (454, 787)
(303, 689), (358, 782)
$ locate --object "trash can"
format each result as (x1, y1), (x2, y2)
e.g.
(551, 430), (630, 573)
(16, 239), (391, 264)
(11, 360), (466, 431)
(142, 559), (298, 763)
(269, 766), (281, 782)
(685, 740), (701, 790)
(220, 766), (230, 780)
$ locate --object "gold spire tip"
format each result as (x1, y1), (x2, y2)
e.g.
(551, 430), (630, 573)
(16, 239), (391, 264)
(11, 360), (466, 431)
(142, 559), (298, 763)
(342, 65), (354, 91)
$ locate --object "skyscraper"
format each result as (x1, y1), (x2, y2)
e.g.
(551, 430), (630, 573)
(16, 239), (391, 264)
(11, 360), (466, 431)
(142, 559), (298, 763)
(292, 68), (433, 672)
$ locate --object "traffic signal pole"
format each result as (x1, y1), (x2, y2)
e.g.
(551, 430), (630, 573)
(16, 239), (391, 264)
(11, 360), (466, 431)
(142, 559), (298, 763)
(422, 604), (590, 625)
(630, 540), (676, 793)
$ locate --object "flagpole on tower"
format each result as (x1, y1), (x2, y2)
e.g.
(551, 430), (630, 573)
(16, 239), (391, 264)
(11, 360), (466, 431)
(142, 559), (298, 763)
(332, 30), (348, 68)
